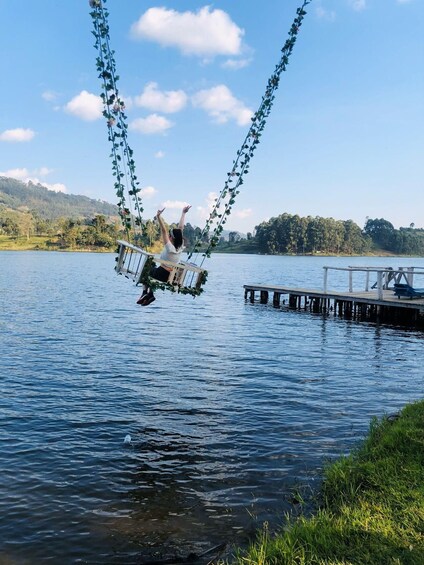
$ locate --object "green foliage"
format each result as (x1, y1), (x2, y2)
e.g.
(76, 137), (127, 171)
(364, 218), (396, 250)
(2, 185), (423, 258)
(139, 255), (207, 297)
(0, 202), (122, 250)
(365, 218), (424, 255)
(89, 0), (144, 236)
(255, 213), (371, 255)
(230, 400), (424, 565)
(0, 176), (118, 220)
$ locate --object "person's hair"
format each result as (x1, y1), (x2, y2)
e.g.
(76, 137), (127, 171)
(170, 228), (183, 250)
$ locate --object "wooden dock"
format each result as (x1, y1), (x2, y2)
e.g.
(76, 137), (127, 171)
(244, 266), (424, 325)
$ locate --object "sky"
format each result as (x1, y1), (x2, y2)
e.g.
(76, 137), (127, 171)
(0, 0), (423, 232)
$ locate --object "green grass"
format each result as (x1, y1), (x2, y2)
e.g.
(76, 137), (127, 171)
(0, 235), (112, 252)
(0, 235), (51, 250)
(230, 400), (424, 565)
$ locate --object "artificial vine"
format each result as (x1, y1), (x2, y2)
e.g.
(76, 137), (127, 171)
(139, 256), (208, 297)
(89, 0), (310, 295)
(89, 0), (144, 236)
(188, 0), (311, 263)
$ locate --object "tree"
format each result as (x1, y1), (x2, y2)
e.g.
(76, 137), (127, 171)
(343, 220), (370, 254)
(0, 216), (19, 237)
(255, 213), (370, 255)
(16, 212), (34, 240)
(144, 219), (159, 247)
(364, 218), (395, 250)
(229, 231), (241, 243)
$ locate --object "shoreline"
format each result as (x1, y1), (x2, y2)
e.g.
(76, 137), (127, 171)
(230, 400), (424, 564)
(0, 242), (421, 258)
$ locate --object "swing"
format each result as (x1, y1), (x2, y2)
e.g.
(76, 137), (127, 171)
(115, 240), (207, 295)
(89, 0), (310, 296)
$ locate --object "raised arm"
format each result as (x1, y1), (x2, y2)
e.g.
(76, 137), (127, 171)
(156, 208), (169, 245)
(178, 205), (191, 230)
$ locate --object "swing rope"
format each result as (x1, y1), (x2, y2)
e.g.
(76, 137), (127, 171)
(89, 0), (144, 240)
(187, 0), (311, 266)
(89, 0), (311, 292)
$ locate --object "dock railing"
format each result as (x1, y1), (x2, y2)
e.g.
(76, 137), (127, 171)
(323, 266), (424, 300)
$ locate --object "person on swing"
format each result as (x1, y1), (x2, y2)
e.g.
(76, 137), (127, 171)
(137, 205), (191, 306)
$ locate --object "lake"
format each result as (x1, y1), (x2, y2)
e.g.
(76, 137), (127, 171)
(0, 251), (423, 564)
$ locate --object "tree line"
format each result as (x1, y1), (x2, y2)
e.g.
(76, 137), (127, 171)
(1, 206), (423, 256)
(252, 214), (424, 255)
(363, 218), (424, 255)
(0, 207), (204, 251)
(255, 214), (369, 254)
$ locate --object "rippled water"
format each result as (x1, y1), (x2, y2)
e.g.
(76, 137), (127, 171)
(0, 251), (423, 564)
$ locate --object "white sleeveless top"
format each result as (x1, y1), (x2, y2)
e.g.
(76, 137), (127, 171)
(160, 241), (184, 264)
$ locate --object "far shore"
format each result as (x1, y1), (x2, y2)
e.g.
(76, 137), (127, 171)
(0, 236), (421, 258)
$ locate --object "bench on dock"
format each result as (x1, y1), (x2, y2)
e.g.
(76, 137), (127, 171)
(393, 283), (424, 299)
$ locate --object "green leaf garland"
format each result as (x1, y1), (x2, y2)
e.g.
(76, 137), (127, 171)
(89, 0), (144, 237)
(188, 0), (311, 262)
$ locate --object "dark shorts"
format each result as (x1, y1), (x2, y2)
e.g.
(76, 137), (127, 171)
(150, 265), (170, 283)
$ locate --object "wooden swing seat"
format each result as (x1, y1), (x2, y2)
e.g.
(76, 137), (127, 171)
(115, 240), (206, 294)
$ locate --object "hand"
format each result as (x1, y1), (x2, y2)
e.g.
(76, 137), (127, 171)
(156, 208), (165, 218)
(182, 205), (191, 214)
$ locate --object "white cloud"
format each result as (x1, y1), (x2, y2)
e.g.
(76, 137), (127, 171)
(196, 191), (218, 221)
(1, 167), (52, 180)
(0, 167), (29, 180)
(135, 82), (187, 113)
(161, 199), (190, 210)
(130, 6), (244, 57)
(234, 208), (252, 219)
(191, 85), (253, 126)
(222, 58), (252, 70)
(34, 167), (53, 177)
(0, 128), (35, 142)
(42, 90), (59, 102)
(38, 181), (67, 193)
(154, 150), (165, 159)
(129, 114), (173, 134)
(65, 90), (103, 121)
(349, 0), (366, 11)
(316, 7), (336, 21)
(0, 168), (67, 192)
(140, 186), (157, 198)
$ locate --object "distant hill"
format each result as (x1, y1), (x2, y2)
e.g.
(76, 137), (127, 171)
(0, 176), (118, 220)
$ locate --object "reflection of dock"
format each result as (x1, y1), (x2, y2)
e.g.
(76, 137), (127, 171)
(244, 266), (424, 325)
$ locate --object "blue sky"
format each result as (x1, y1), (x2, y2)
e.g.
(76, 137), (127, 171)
(0, 0), (422, 232)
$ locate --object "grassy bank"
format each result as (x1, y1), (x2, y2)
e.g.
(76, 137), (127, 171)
(0, 235), (51, 250)
(0, 235), (112, 252)
(231, 400), (424, 565)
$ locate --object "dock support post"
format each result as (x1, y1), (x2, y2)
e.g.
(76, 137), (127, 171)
(273, 292), (281, 308)
(260, 290), (269, 304)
